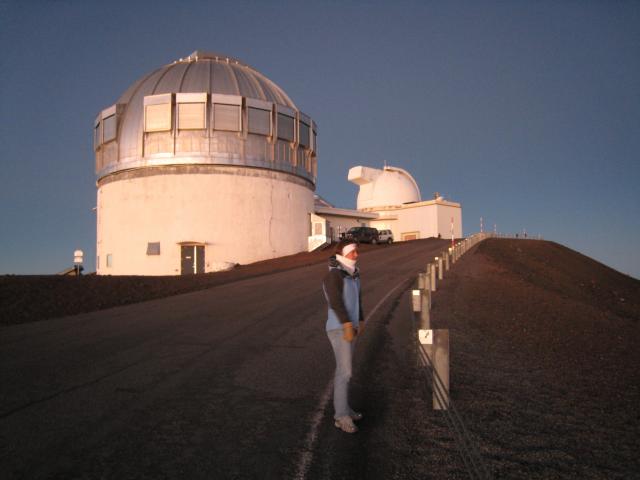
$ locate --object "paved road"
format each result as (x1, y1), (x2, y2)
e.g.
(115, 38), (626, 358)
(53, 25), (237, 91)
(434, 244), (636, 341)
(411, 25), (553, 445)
(1, 239), (451, 479)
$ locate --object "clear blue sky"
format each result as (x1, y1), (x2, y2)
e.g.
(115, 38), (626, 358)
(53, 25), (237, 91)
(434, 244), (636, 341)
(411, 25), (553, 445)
(1, 0), (639, 278)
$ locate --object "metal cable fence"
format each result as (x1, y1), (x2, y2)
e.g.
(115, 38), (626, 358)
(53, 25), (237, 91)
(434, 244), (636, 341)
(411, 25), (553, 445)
(410, 232), (498, 479)
(416, 341), (492, 480)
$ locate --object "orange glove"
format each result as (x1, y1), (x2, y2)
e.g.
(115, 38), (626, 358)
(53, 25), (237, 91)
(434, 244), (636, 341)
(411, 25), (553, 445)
(342, 322), (356, 342)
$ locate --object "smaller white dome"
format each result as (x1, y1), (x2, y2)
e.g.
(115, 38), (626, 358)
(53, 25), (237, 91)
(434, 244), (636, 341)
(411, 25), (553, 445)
(348, 166), (421, 210)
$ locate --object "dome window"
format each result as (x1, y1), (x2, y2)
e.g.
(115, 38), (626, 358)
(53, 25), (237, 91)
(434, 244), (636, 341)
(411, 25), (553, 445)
(277, 106), (296, 143)
(311, 122), (318, 152)
(100, 104), (120, 143)
(299, 119), (310, 148)
(93, 116), (102, 150)
(102, 115), (117, 142)
(177, 93), (206, 130)
(212, 94), (242, 132)
(213, 104), (240, 131)
(247, 99), (272, 136)
(144, 94), (173, 132)
(178, 103), (205, 130)
(248, 108), (270, 135)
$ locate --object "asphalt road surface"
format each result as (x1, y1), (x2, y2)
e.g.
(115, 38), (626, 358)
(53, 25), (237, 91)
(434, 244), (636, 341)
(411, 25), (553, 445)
(1, 239), (451, 479)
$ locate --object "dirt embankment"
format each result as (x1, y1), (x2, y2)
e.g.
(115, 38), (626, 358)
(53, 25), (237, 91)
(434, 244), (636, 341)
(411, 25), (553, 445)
(301, 238), (640, 479)
(428, 239), (640, 478)
(0, 241), (391, 326)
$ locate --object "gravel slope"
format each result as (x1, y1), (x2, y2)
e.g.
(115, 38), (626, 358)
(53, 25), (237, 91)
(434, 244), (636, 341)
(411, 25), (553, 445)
(3, 238), (638, 479)
(307, 239), (639, 479)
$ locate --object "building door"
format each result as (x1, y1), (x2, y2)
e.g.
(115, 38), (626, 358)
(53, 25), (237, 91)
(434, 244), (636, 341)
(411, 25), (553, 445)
(181, 245), (205, 275)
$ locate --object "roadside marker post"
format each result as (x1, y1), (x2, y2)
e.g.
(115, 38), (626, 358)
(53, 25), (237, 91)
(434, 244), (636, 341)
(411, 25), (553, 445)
(418, 329), (450, 410)
(420, 279), (430, 330)
(430, 262), (437, 292)
(431, 329), (450, 410)
(437, 256), (444, 281)
(412, 287), (422, 314)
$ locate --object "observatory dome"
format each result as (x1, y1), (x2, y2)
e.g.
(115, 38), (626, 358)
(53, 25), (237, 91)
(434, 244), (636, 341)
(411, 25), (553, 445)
(348, 166), (421, 210)
(94, 50), (317, 185)
(94, 51), (317, 275)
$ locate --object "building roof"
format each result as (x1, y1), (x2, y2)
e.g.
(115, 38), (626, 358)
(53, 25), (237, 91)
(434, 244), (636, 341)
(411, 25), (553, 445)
(314, 206), (378, 219)
(117, 50), (296, 108)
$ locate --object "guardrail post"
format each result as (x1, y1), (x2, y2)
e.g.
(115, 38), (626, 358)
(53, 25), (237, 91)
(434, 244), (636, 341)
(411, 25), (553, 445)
(446, 248), (451, 270)
(433, 329), (450, 410)
(412, 285), (422, 316)
(429, 262), (437, 292)
(421, 272), (431, 310)
(417, 271), (426, 290)
(418, 329), (450, 410)
(414, 273), (431, 319)
(420, 281), (430, 329)
(438, 256), (444, 280)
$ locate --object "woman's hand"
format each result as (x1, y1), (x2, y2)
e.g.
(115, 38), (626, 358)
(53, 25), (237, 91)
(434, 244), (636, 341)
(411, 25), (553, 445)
(342, 322), (356, 342)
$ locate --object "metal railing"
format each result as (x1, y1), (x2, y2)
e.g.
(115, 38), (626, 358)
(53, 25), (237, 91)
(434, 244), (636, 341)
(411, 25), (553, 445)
(411, 232), (497, 479)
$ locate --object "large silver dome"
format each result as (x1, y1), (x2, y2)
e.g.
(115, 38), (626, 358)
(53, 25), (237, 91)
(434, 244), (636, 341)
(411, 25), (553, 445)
(94, 51), (317, 186)
(117, 51), (297, 110)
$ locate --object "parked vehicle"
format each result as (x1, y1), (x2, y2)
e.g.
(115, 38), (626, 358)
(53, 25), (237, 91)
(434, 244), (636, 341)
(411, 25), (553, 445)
(345, 226), (379, 244)
(377, 229), (394, 244)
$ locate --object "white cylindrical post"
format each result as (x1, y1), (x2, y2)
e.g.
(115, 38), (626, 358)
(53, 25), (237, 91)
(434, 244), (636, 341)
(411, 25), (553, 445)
(417, 271), (426, 290)
(432, 329), (450, 410)
(412, 287), (421, 313)
(430, 262), (437, 292)
(438, 256), (444, 280)
(420, 285), (430, 329)
(424, 274), (431, 310)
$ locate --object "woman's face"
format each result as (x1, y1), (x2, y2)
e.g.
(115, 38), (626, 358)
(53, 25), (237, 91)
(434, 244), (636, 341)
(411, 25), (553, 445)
(344, 246), (359, 260)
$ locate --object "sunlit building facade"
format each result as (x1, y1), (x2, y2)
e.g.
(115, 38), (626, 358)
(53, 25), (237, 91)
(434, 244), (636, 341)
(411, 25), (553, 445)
(348, 165), (462, 241)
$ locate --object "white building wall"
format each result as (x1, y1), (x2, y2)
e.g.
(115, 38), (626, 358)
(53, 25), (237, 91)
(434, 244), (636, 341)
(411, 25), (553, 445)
(97, 169), (313, 275)
(435, 203), (463, 241)
(367, 201), (462, 242)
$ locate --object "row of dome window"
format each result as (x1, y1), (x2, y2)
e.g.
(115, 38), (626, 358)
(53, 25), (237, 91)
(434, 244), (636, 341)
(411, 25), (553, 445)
(94, 93), (317, 151)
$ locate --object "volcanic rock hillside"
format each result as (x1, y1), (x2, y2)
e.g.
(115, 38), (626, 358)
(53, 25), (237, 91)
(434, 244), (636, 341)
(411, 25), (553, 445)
(1, 238), (638, 478)
(345, 238), (640, 479)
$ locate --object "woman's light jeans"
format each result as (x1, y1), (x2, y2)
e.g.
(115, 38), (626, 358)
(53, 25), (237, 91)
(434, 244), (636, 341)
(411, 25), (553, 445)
(327, 328), (356, 419)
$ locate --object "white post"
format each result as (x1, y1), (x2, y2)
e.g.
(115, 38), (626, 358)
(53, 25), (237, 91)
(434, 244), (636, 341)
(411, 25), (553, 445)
(450, 216), (454, 249)
(430, 262), (437, 292)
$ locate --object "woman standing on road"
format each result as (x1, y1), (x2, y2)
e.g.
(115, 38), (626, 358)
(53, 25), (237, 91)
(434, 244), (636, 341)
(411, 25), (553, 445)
(323, 239), (364, 434)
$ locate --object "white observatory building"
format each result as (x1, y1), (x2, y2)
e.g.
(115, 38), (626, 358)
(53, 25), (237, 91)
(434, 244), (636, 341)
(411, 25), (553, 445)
(347, 165), (462, 241)
(94, 51), (317, 275)
(310, 165), (463, 245)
